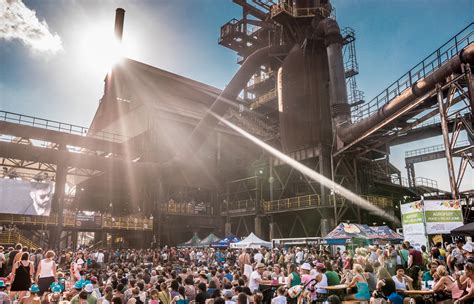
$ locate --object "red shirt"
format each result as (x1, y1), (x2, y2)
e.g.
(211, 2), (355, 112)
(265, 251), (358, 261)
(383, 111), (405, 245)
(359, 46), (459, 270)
(409, 249), (423, 266)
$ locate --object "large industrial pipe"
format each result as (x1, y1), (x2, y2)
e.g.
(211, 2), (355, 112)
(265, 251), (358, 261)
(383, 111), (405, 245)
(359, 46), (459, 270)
(338, 43), (474, 144)
(313, 17), (351, 129)
(179, 44), (290, 160)
(114, 8), (125, 42)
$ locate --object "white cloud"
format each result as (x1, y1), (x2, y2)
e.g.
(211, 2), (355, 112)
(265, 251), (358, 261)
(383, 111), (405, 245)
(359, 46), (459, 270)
(0, 0), (62, 53)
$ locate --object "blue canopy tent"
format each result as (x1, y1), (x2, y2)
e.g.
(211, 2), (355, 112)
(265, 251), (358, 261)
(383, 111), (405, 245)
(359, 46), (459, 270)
(210, 235), (240, 248)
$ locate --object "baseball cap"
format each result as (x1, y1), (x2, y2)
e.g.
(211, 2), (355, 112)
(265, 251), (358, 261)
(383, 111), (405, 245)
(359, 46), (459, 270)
(301, 263), (311, 271)
(462, 242), (473, 253)
(76, 259), (84, 264)
(30, 284), (40, 293)
(84, 284), (94, 293)
(223, 289), (233, 298)
(73, 281), (83, 290)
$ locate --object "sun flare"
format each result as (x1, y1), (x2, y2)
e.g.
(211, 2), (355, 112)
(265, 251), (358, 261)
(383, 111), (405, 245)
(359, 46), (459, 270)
(76, 24), (124, 76)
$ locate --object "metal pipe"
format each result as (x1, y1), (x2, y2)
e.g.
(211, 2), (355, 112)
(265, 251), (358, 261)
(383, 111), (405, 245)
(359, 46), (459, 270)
(338, 43), (474, 144)
(114, 8), (125, 42)
(313, 18), (351, 129)
(180, 44), (290, 160)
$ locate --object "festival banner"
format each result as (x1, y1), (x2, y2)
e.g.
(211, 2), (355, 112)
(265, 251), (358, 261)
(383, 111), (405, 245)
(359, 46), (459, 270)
(400, 201), (427, 249)
(424, 200), (463, 234)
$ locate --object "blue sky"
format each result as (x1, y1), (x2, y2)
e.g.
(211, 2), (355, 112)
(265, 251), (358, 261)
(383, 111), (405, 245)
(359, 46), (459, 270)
(0, 0), (473, 192)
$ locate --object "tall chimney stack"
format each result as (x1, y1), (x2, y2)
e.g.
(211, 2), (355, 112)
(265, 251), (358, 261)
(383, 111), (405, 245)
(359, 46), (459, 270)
(114, 8), (125, 42)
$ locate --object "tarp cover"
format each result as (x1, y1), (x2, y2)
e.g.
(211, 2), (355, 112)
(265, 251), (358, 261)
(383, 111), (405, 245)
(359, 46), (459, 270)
(230, 232), (271, 248)
(197, 233), (221, 247)
(324, 223), (372, 245)
(178, 234), (201, 248)
(451, 222), (474, 236)
(368, 225), (404, 243)
(211, 235), (241, 248)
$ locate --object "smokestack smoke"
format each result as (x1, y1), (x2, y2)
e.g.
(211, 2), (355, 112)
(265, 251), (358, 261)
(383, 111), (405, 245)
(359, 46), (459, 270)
(114, 8), (125, 42)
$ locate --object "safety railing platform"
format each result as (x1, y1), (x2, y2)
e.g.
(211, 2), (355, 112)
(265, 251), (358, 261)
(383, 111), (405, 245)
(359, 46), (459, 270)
(0, 110), (129, 143)
(352, 23), (473, 122)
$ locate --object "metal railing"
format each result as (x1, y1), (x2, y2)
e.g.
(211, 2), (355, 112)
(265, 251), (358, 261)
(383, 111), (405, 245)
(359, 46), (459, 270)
(0, 231), (40, 248)
(352, 23), (474, 122)
(223, 199), (258, 213)
(405, 140), (470, 158)
(0, 212), (152, 230)
(262, 194), (321, 212)
(0, 110), (129, 143)
(270, 2), (332, 19)
(223, 194), (394, 214)
(415, 177), (439, 189)
(159, 202), (211, 216)
(249, 89), (277, 109)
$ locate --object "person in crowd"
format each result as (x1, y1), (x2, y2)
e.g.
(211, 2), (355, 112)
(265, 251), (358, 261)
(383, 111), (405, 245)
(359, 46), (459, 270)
(271, 286), (286, 304)
(392, 265), (413, 291)
(10, 252), (34, 300)
(19, 284), (40, 304)
(249, 264), (272, 294)
(344, 264), (370, 301)
(36, 250), (57, 296)
(454, 262), (474, 304)
(170, 286), (187, 304)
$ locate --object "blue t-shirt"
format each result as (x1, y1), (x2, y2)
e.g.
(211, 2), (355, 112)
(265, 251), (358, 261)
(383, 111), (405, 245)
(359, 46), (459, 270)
(388, 292), (403, 304)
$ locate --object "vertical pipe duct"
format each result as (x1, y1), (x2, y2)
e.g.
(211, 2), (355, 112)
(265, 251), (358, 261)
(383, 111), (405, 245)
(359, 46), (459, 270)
(313, 18), (351, 130)
(114, 8), (125, 42)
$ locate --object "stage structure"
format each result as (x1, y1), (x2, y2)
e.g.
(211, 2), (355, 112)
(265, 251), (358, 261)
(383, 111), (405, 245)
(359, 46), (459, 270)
(0, 2), (472, 247)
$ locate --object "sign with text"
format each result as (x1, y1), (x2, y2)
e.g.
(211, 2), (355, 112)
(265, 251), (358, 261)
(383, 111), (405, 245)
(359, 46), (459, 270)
(75, 211), (102, 228)
(401, 201), (427, 249)
(424, 200), (463, 234)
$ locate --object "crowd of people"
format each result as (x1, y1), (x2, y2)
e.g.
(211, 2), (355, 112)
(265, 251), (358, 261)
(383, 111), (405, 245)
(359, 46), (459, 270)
(0, 239), (471, 304)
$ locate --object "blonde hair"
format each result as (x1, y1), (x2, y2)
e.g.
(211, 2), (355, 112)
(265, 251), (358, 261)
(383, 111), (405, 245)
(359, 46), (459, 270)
(353, 264), (363, 274)
(436, 265), (447, 277)
(377, 267), (391, 280)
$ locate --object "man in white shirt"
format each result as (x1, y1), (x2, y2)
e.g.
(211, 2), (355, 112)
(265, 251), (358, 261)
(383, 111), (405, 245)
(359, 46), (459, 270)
(249, 263), (272, 293)
(95, 250), (105, 268)
(295, 248), (304, 265)
(254, 250), (263, 264)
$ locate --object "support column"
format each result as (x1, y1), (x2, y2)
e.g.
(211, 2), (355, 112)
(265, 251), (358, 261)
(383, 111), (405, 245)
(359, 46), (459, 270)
(406, 163), (416, 188)
(254, 216), (262, 238)
(269, 216), (275, 240)
(49, 163), (67, 249)
(437, 84), (459, 198)
(464, 63), (474, 114)
(225, 221), (232, 236)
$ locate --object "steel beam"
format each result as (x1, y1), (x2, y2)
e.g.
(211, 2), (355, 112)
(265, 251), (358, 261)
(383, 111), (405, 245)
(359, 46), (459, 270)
(0, 121), (137, 156)
(437, 84), (459, 198)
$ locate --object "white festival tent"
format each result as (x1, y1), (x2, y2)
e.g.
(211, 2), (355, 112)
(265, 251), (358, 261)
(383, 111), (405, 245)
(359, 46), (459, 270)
(230, 232), (272, 249)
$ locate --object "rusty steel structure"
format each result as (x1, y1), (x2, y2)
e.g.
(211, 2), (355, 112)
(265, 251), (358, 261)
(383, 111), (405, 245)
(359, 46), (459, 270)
(0, 1), (473, 247)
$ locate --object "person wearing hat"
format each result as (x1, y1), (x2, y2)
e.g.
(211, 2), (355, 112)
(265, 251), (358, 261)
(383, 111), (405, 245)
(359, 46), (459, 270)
(70, 283), (97, 304)
(249, 263), (272, 294)
(300, 263), (316, 302)
(223, 289), (235, 304)
(19, 284), (40, 304)
(463, 242), (474, 263)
